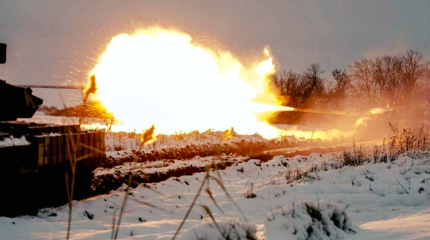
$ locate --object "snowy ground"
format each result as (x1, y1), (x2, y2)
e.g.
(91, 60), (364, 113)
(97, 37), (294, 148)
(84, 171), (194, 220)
(1, 148), (430, 239)
(6, 115), (430, 239)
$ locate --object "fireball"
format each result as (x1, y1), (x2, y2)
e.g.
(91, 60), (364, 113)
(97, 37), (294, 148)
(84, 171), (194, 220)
(90, 28), (292, 138)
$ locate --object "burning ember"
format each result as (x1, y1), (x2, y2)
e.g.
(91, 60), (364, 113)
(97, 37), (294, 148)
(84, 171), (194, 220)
(89, 28), (292, 138)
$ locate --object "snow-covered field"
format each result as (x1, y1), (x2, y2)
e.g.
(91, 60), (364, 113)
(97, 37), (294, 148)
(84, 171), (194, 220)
(3, 115), (429, 239)
(1, 147), (430, 239)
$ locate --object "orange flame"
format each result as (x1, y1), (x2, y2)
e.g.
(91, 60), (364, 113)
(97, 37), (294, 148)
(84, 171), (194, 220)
(222, 127), (235, 140)
(368, 108), (385, 115)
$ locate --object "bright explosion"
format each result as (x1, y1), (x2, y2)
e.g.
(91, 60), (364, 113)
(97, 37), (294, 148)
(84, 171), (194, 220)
(90, 28), (293, 138)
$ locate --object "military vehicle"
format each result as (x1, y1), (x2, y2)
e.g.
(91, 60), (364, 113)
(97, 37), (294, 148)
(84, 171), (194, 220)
(0, 43), (105, 175)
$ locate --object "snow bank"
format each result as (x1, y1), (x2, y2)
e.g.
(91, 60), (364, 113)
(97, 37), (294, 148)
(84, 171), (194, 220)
(360, 208), (430, 239)
(0, 136), (30, 147)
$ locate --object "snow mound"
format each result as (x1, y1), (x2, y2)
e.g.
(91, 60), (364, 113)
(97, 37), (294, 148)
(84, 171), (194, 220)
(180, 220), (257, 240)
(360, 208), (430, 239)
(264, 200), (352, 240)
(0, 136), (30, 147)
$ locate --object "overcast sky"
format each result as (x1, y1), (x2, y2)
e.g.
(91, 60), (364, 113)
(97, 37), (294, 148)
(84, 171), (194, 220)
(0, 0), (429, 85)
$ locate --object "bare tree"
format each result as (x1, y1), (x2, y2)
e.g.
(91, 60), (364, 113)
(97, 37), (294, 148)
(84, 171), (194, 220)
(270, 50), (430, 124)
(327, 69), (351, 109)
(399, 50), (425, 106)
(348, 58), (379, 105)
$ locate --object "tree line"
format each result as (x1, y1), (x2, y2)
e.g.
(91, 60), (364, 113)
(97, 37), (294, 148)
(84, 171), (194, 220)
(270, 50), (430, 124)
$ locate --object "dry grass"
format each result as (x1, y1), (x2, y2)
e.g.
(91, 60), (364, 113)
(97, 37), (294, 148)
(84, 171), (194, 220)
(111, 125), (156, 239)
(388, 122), (430, 154)
(171, 162), (247, 239)
(62, 85), (105, 240)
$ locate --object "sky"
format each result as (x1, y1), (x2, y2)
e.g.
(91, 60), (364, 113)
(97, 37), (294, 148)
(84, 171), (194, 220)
(0, 0), (429, 85)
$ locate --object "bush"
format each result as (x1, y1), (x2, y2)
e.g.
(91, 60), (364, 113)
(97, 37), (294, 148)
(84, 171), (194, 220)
(264, 200), (352, 240)
(180, 220), (257, 240)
